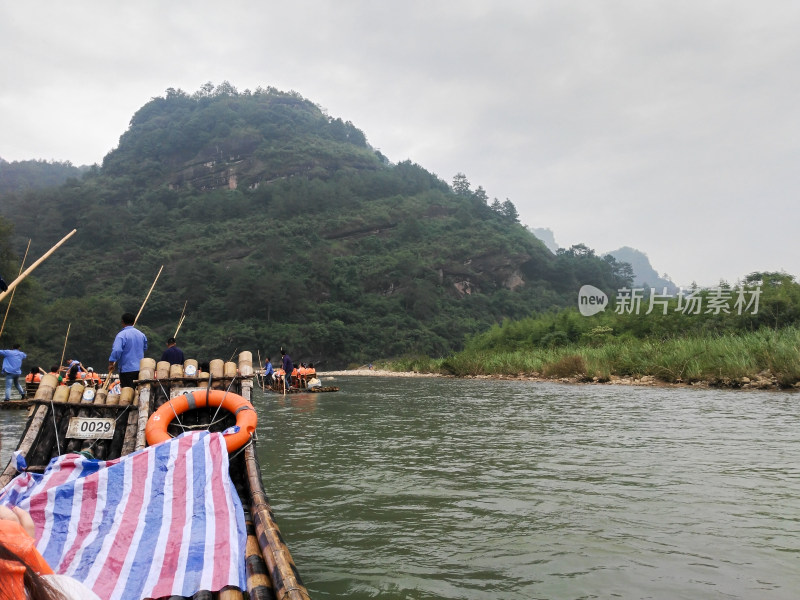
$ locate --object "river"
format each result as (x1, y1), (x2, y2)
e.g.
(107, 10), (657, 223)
(2, 377), (798, 599)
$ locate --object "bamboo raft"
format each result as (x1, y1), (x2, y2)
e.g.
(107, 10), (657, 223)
(259, 371), (339, 395)
(0, 352), (311, 600)
(0, 400), (31, 410)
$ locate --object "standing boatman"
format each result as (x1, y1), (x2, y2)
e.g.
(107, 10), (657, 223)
(0, 343), (27, 401)
(280, 349), (293, 391)
(108, 312), (148, 389)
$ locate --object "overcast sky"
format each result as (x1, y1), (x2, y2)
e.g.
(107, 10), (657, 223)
(1, 1), (798, 287)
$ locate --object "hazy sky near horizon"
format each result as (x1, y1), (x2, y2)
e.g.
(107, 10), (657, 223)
(1, 1), (798, 287)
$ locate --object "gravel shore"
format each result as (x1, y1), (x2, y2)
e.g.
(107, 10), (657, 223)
(319, 369), (441, 378)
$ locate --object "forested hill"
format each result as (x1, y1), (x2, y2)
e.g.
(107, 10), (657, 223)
(0, 83), (631, 369)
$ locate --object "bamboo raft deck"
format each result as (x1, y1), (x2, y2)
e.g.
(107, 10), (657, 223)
(0, 352), (311, 600)
(258, 371), (339, 395)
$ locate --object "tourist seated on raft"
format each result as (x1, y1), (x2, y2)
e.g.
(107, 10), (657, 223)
(63, 364), (86, 384)
(25, 367), (42, 384)
(85, 367), (101, 384)
(0, 504), (101, 600)
(272, 368), (285, 388)
(48, 365), (63, 384)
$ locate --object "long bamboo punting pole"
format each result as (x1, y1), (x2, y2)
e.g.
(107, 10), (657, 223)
(58, 323), (71, 372)
(134, 265), (163, 325)
(0, 229), (77, 303)
(0, 239), (30, 339)
(174, 300), (188, 338)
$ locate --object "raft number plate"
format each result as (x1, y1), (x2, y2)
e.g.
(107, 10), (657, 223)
(66, 417), (116, 439)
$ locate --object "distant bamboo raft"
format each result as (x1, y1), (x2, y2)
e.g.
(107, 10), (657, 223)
(0, 351), (311, 600)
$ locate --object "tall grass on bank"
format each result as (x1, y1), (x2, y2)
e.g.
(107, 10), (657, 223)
(382, 327), (800, 387)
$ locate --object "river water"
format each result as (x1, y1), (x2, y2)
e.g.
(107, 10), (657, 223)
(1, 377), (798, 599)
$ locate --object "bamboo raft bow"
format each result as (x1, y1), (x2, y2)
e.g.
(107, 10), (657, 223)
(0, 351), (311, 600)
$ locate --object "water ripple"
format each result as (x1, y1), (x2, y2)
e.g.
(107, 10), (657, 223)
(263, 379), (800, 599)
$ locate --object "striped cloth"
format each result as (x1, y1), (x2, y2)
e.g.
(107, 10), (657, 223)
(0, 431), (247, 600)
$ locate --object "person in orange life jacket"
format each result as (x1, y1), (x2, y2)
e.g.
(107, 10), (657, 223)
(85, 367), (101, 384)
(25, 367), (44, 384)
(0, 504), (101, 600)
(48, 365), (64, 384)
(65, 364), (86, 384)
(1, 343), (27, 401)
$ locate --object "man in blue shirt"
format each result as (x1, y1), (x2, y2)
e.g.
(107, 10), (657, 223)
(0, 343), (27, 401)
(108, 313), (148, 389)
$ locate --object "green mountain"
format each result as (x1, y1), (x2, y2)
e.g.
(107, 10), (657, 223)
(0, 158), (86, 195)
(0, 83), (631, 369)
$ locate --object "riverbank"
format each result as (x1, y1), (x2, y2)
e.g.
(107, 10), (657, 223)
(320, 367), (800, 391)
(350, 327), (800, 391)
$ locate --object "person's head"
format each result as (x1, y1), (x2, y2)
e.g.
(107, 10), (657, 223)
(121, 313), (135, 326)
(12, 343), (20, 350)
(30, 367), (39, 375)
(166, 337), (176, 347)
(68, 365), (79, 380)
(49, 365), (59, 373)
(87, 367), (94, 373)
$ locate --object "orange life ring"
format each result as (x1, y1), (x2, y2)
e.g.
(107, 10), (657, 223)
(145, 389), (257, 452)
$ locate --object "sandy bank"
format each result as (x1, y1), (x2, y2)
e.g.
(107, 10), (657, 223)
(318, 370), (799, 390)
(319, 369), (440, 378)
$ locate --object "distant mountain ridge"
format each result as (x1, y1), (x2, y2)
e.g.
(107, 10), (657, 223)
(605, 246), (678, 294)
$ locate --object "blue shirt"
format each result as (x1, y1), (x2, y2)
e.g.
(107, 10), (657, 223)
(264, 362), (274, 377)
(0, 349), (26, 375)
(108, 326), (148, 373)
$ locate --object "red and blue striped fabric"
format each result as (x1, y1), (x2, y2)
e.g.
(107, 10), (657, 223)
(0, 431), (246, 600)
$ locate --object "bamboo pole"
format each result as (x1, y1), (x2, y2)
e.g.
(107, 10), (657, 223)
(0, 229), (77, 303)
(0, 239), (30, 339)
(174, 300), (187, 338)
(256, 350), (265, 391)
(134, 265), (163, 325)
(58, 323), (71, 372)
(174, 314), (186, 338)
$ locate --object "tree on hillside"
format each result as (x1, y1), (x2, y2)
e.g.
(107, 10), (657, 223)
(452, 173), (471, 196)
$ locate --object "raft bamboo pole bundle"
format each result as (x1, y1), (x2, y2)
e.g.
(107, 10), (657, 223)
(244, 446), (311, 600)
(245, 516), (275, 600)
(0, 373), (59, 487)
(0, 229), (77, 303)
(237, 368), (309, 600)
